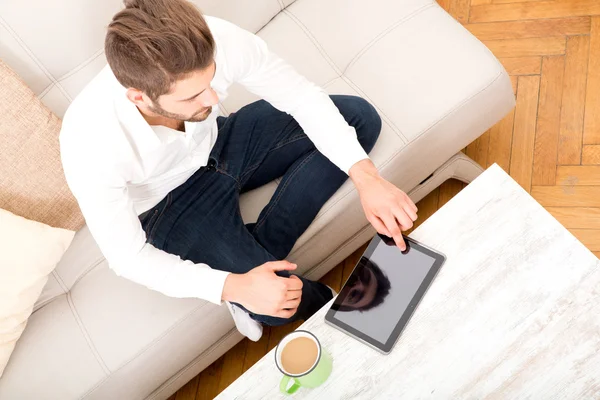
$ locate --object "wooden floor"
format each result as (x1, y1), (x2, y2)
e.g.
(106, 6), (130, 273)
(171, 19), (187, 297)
(170, 1), (600, 398)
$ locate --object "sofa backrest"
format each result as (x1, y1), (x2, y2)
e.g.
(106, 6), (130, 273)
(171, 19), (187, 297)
(0, 0), (296, 118)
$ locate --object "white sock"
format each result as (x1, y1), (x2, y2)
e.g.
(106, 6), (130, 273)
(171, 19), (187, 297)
(226, 301), (263, 342)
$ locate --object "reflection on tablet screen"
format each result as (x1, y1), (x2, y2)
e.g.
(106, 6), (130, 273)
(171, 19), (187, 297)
(334, 236), (437, 344)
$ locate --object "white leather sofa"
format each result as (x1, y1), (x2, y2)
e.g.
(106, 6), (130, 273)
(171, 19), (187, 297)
(0, 0), (515, 398)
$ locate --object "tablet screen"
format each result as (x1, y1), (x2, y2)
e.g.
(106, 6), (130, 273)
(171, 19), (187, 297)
(327, 235), (442, 348)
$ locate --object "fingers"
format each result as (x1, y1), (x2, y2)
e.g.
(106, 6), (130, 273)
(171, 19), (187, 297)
(392, 208), (413, 231)
(284, 274), (304, 291)
(276, 308), (298, 319)
(403, 200), (418, 222)
(281, 297), (302, 310)
(382, 214), (406, 251)
(277, 277), (302, 318)
(405, 193), (418, 214)
(368, 215), (392, 237)
(267, 260), (297, 272)
(286, 283), (303, 300)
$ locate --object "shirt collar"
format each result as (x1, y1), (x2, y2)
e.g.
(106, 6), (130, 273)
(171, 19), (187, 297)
(105, 66), (163, 154)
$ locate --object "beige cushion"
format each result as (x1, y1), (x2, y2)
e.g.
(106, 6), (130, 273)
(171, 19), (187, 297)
(0, 59), (84, 231)
(0, 208), (74, 377)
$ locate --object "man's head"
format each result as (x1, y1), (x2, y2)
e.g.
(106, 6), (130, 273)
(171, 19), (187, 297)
(337, 257), (391, 313)
(105, 0), (218, 123)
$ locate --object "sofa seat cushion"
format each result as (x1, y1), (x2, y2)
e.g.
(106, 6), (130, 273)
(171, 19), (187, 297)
(4, 261), (236, 399)
(0, 296), (107, 399)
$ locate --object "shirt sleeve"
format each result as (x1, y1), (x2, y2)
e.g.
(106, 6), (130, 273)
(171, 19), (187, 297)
(221, 20), (370, 175)
(59, 140), (230, 305)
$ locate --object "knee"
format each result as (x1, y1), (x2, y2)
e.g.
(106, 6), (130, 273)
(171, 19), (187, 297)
(337, 96), (382, 154)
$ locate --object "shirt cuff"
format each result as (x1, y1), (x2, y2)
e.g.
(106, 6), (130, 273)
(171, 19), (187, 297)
(201, 268), (231, 306)
(335, 139), (371, 175)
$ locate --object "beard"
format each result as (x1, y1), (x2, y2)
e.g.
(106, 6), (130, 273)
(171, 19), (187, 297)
(148, 102), (213, 123)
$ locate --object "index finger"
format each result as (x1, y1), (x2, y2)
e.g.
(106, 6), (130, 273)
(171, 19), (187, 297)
(394, 233), (407, 251)
(382, 214), (406, 251)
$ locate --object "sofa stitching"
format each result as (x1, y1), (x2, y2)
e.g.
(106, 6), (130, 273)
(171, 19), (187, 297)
(321, 76), (340, 89)
(0, 16), (55, 92)
(0, 16), (73, 102)
(282, 10), (407, 142)
(39, 83), (73, 105)
(31, 271), (69, 312)
(359, 71), (506, 183)
(66, 292), (111, 375)
(338, 76), (408, 142)
(67, 257), (107, 289)
(56, 49), (105, 82)
(343, 3), (435, 74)
(37, 83), (55, 99)
(321, 78), (404, 142)
(337, 2), (437, 143)
(281, 9), (344, 76)
(276, 0), (285, 11)
(35, 257), (105, 311)
(80, 302), (211, 398)
(52, 269), (69, 293)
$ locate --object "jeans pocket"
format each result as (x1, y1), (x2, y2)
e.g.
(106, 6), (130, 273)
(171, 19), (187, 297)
(143, 193), (172, 246)
(142, 209), (159, 241)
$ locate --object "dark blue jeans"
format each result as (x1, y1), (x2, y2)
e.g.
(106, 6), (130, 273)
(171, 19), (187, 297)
(139, 95), (381, 326)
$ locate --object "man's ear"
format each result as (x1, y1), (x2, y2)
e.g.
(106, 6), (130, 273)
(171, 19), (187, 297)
(126, 88), (149, 107)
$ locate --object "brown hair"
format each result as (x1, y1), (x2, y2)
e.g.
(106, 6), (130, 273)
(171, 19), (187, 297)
(105, 0), (215, 100)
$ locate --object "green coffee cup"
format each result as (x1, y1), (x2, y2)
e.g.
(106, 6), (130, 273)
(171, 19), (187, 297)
(275, 330), (333, 395)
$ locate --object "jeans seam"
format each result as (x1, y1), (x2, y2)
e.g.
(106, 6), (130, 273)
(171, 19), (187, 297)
(254, 150), (317, 233)
(215, 167), (242, 191)
(239, 164), (260, 187)
(240, 134), (309, 185)
(269, 134), (308, 153)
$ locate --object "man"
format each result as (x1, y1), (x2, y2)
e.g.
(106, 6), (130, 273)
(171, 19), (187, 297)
(60, 0), (418, 341)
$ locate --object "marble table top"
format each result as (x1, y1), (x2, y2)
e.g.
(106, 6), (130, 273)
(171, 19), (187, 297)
(217, 164), (600, 399)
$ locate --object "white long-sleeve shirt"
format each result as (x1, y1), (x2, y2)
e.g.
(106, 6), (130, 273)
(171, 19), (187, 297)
(59, 16), (369, 305)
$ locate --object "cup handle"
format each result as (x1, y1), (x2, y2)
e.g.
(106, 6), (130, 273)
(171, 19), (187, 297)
(280, 375), (301, 394)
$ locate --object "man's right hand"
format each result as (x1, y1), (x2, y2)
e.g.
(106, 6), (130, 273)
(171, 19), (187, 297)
(221, 261), (303, 319)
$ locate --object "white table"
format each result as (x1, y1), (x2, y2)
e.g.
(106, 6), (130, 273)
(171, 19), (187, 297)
(217, 164), (600, 399)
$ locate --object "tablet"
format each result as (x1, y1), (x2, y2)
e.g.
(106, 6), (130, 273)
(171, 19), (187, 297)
(324, 233), (446, 354)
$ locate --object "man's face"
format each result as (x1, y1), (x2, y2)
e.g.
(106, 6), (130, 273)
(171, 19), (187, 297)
(146, 61), (218, 123)
(343, 265), (378, 310)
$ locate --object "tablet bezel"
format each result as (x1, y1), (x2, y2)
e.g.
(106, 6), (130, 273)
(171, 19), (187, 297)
(324, 234), (446, 355)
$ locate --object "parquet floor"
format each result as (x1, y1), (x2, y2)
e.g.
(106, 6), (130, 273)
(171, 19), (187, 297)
(170, 1), (600, 398)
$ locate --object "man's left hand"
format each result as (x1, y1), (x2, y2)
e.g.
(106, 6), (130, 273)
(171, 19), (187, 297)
(349, 159), (418, 251)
